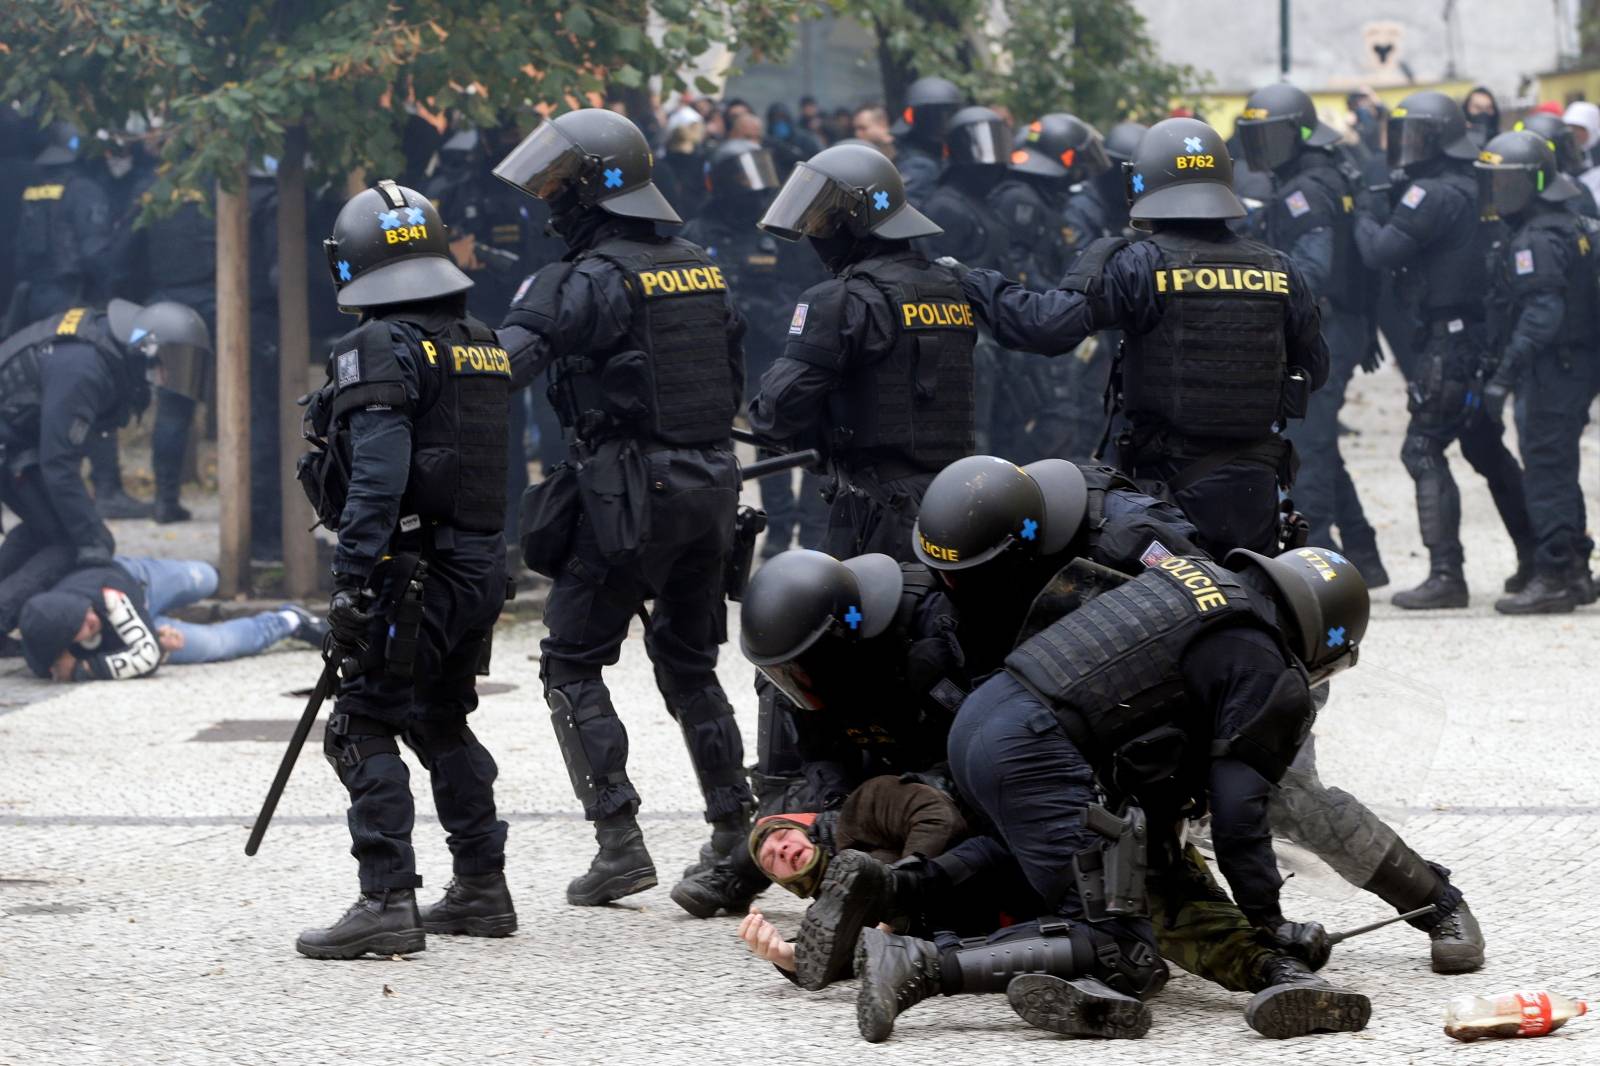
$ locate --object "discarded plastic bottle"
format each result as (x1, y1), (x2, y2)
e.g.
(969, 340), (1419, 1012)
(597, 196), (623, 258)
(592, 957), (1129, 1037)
(1444, 991), (1588, 1041)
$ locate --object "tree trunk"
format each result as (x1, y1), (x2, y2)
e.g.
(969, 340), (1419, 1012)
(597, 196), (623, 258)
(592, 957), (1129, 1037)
(214, 171), (252, 596)
(278, 127), (317, 599)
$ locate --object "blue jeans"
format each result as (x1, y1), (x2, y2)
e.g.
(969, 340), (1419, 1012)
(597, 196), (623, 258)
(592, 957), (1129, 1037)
(114, 556), (294, 664)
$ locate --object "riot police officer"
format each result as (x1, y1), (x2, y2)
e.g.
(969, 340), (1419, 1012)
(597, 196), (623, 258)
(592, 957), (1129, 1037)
(494, 109), (753, 907)
(1476, 131), (1600, 612)
(893, 76), (965, 207)
(0, 300), (207, 640)
(12, 122), (113, 323)
(294, 180), (516, 959)
(1353, 91), (1535, 608)
(681, 139), (830, 556)
(1236, 83), (1388, 585)
(1511, 112), (1600, 219)
(749, 143), (976, 562)
(953, 117), (1329, 558)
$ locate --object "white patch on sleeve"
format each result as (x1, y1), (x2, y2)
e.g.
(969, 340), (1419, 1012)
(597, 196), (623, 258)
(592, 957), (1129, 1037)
(1514, 248), (1535, 275)
(99, 588), (160, 680)
(1284, 190), (1311, 218)
(1138, 540), (1174, 568)
(336, 349), (361, 387)
(788, 303), (809, 336)
(512, 273), (534, 304)
(1400, 185), (1427, 209)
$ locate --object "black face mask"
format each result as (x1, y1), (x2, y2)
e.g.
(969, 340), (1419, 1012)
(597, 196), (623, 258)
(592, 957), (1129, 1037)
(547, 186), (609, 251)
(807, 232), (862, 273)
(1467, 112), (1499, 140)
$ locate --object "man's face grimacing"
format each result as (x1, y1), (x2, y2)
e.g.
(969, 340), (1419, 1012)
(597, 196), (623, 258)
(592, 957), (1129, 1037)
(757, 827), (815, 881)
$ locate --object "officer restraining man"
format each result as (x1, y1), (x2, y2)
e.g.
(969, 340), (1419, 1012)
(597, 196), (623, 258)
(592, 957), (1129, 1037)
(749, 143), (976, 562)
(0, 299), (208, 648)
(950, 117), (1329, 559)
(294, 181), (516, 959)
(1236, 84), (1389, 587)
(892, 76), (965, 207)
(1353, 90), (1535, 609)
(493, 109), (753, 907)
(681, 139), (830, 558)
(1476, 130), (1600, 613)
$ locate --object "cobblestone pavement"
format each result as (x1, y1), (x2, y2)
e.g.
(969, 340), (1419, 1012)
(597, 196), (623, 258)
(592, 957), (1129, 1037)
(3, 364), (1600, 1066)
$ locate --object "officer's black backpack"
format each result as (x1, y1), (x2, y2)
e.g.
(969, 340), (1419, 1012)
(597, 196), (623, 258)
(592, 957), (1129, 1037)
(295, 382), (351, 531)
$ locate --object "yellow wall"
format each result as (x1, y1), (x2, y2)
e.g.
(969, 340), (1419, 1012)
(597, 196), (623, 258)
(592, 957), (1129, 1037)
(1535, 68), (1600, 105)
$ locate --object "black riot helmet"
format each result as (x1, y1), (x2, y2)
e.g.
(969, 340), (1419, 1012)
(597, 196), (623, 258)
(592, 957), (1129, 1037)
(758, 143), (941, 242)
(1475, 130), (1580, 220)
(1236, 83), (1342, 173)
(1512, 112), (1587, 175)
(1011, 113), (1112, 183)
(1388, 90), (1479, 170)
(943, 106), (1010, 168)
(493, 108), (680, 224)
(913, 455), (1088, 572)
(35, 120), (82, 166)
(1226, 546), (1370, 682)
(112, 299), (212, 402)
(739, 549), (905, 710)
(901, 76), (966, 141)
(1104, 121), (1148, 164)
(1124, 117), (1244, 226)
(707, 139), (782, 197)
(323, 179), (471, 313)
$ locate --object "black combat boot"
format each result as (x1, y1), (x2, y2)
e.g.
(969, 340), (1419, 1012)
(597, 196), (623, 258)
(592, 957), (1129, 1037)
(1494, 572), (1576, 615)
(295, 889), (425, 960)
(1503, 550), (1538, 594)
(670, 849), (768, 919)
(153, 496), (193, 524)
(1007, 975), (1153, 1039)
(854, 928), (943, 1043)
(681, 813), (751, 879)
(1391, 570), (1468, 610)
(1244, 956), (1372, 1038)
(1427, 900), (1485, 974)
(1339, 531), (1389, 590)
(1571, 563), (1597, 606)
(796, 850), (896, 990)
(419, 872), (518, 937)
(567, 815), (656, 906)
(94, 486), (154, 520)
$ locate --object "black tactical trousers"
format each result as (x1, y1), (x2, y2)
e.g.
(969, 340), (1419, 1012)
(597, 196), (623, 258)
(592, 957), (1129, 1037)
(757, 455), (828, 556)
(540, 447), (751, 823)
(1400, 330), (1534, 574)
(822, 470), (934, 563)
(151, 389), (196, 507)
(1284, 309), (1378, 552)
(1513, 348), (1598, 576)
(1128, 443), (1282, 558)
(324, 534), (509, 893)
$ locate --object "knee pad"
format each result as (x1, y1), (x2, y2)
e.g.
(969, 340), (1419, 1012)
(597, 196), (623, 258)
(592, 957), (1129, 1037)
(1400, 434), (1443, 477)
(402, 716), (473, 771)
(547, 683), (632, 809)
(323, 710), (401, 777)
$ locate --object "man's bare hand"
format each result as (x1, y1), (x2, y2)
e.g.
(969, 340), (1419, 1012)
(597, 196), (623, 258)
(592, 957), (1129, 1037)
(738, 907), (797, 972)
(49, 650), (77, 682)
(156, 626), (185, 653)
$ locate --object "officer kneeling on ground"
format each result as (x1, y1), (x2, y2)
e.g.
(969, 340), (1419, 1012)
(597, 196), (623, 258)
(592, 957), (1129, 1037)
(494, 109), (753, 907)
(294, 180), (516, 959)
(0, 299), (208, 648)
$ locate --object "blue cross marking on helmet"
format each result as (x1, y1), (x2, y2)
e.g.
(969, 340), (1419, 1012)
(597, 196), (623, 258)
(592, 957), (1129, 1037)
(337, 260), (352, 282)
(404, 207), (426, 226)
(1325, 550), (1347, 566)
(1132, 173), (1145, 194)
(873, 190), (890, 211)
(1326, 626), (1346, 648)
(1020, 518), (1038, 541)
(604, 167), (624, 189)
(844, 605), (862, 630)
(68, 135), (80, 152)
(129, 327), (149, 344)
(1184, 136), (1203, 153)
(378, 210), (401, 230)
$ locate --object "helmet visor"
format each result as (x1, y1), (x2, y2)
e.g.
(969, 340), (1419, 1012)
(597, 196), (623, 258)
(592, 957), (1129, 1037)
(491, 122), (588, 200)
(717, 148), (781, 192)
(1475, 163), (1537, 219)
(1236, 116), (1300, 173)
(149, 342), (210, 401)
(758, 163), (861, 241)
(1066, 136), (1112, 181)
(1388, 116), (1442, 169)
(948, 118), (1008, 165)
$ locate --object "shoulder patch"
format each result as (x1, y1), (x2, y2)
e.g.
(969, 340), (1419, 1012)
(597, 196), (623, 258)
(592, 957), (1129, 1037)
(1514, 248), (1535, 276)
(789, 303), (809, 335)
(1284, 190), (1311, 218)
(336, 349), (361, 387)
(512, 273), (535, 304)
(1400, 185), (1427, 209)
(1138, 539), (1173, 568)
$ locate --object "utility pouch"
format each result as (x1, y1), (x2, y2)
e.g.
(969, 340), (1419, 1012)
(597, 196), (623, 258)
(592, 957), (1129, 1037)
(519, 462), (580, 578)
(384, 556), (428, 681)
(724, 504), (768, 602)
(1073, 803), (1150, 920)
(1280, 367), (1310, 420)
(475, 628), (494, 677)
(576, 438), (650, 562)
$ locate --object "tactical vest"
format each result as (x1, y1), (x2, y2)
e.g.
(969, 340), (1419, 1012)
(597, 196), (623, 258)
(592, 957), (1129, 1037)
(828, 251), (977, 472)
(1005, 555), (1261, 757)
(1122, 230), (1290, 439)
(1407, 168), (1491, 317)
(1497, 212), (1600, 349)
(1276, 156), (1362, 311)
(0, 308), (129, 444)
(16, 175), (80, 285)
(555, 235), (737, 447)
(316, 313), (510, 535)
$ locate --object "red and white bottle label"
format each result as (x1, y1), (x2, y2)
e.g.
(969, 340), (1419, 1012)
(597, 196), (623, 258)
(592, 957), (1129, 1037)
(1513, 992), (1554, 1036)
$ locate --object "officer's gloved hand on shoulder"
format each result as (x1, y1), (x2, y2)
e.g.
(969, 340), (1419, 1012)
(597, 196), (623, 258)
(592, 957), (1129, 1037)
(1260, 919), (1333, 971)
(934, 256), (974, 283)
(1479, 381), (1509, 425)
(326, 581), (374, 654)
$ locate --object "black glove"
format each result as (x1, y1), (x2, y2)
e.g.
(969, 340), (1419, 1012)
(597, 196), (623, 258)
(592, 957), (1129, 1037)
(934, 255), (973, 282)
(1260, 920), (1332, 970)
(75, 542), (114, 567)
(326, 584), (373, 653)
(1359, 337), (1385, 374)
(1479, 381), (1509, 425)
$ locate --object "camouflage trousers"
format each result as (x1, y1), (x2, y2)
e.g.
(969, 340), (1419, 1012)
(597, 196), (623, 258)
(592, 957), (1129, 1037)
(1150, 844), (1274, 993)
